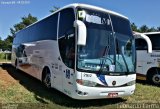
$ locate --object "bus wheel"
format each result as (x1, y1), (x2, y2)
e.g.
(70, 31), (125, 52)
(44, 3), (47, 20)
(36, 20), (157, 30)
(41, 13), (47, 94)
(152, 74), (160, 85)
(42, 68), (51, 88)
(147, 68), (160, 85)
(15, 59), (18, 69)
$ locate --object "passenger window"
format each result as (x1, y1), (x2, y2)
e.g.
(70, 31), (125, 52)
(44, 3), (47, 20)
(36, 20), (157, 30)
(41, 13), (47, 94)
(135, 38), (147, 50)
(59, 28), (75, 68)
(59, 8), (75, 37)
(58, 8), (75, 68)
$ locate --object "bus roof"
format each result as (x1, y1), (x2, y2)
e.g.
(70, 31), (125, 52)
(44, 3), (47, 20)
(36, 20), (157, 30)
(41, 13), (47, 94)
(15, 3), (128, 35)
(70, 3), (128, 19)
(143, 32), (160, 35)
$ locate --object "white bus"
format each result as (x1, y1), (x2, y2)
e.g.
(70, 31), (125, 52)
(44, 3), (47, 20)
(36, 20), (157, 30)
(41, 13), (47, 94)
(12, 3), (136, 99)
(135, 32), (160, 85)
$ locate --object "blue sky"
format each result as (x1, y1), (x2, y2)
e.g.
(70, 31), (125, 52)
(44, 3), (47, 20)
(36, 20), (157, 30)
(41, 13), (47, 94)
(0, 0), (160, 40)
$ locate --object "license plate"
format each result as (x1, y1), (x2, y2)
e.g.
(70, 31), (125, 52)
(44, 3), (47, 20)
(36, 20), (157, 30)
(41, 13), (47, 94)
(108, 93), (118, 98)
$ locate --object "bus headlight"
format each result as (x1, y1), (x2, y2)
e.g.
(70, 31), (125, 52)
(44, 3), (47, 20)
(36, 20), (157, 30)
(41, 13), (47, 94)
(127, 80), (136, 86)
(76, 79), (97, 87)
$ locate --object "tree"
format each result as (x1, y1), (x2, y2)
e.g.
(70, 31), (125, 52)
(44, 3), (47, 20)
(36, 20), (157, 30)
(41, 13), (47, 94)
(3, 36), (13, 50)
(0, 37), (2, 50)
(157, 27), (160, 31)
(50, 6), (60, 13)
(148, 27), (157, 32)
(131, 23), (160, 33)
(10, 13), (37, 37)
(139, 25), (149, 32)
(131, 23), (139, 32)
(1, 14), (38, 51)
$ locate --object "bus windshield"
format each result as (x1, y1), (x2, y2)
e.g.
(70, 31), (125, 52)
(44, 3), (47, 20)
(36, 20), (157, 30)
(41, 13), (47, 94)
(76, 8), (135, 75)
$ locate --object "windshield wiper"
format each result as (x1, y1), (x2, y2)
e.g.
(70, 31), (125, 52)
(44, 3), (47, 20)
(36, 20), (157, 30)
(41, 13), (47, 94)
(99, 45), (108, 73)
(116, 38), (129, 75)
(98, 32), (112, 73)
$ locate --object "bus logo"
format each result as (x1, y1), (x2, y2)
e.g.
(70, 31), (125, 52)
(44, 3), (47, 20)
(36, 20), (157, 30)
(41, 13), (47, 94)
(112, 81), (116, 86)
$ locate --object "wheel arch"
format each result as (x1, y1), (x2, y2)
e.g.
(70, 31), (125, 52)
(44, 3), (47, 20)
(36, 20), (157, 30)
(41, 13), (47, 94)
(146, 67), (159, 79)
(41, 66), (51, 82)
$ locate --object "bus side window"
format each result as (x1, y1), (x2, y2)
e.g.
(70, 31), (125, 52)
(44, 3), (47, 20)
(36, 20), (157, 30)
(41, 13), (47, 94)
(59, 29), (75, 68)
(135, 39), (147, 50)
(58, 8), (75, 69)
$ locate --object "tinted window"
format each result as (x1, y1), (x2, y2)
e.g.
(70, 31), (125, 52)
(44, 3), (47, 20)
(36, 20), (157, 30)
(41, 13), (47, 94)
(58, 8), (75, 68)
(135, 38), (147, 50)
(110, 15), (132, 36)
(59, 8), (75, 37)
(147, 34), (160, 50)
(59, 28), (75, 68)
(32, 14), (58, 41)
(14, 13), (58, 44)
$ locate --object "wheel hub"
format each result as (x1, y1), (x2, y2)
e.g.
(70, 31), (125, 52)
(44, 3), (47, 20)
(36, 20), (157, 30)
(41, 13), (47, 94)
(44, 74), (51, 88)
(152, 74), (160, 84)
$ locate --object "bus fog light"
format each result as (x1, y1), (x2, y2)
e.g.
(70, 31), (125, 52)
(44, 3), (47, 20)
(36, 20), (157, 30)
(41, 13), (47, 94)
(78, 91), (82, 95)
(76, 90), (88, 95)
(84, 92), (88, 95)
(127, 80), (136, 86)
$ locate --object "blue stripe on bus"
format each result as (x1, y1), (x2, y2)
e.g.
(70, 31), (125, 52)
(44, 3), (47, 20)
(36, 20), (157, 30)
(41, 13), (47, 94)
(96, 74), (108, 86)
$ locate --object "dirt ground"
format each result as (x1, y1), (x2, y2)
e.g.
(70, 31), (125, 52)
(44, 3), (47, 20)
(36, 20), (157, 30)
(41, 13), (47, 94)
(0, 64), (18, 89)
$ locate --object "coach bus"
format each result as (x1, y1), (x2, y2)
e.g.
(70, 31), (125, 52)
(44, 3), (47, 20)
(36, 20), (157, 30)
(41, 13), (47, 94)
(135, 32), (160, 85)
(12, 3), (136, 99)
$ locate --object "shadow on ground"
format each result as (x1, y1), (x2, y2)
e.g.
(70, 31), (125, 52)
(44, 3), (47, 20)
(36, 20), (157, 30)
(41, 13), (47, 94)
(0, 64), (126, 108)
(136, 79), (160, 87)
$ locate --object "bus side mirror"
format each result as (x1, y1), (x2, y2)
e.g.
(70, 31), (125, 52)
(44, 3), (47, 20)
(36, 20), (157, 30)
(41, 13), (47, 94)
(74, 20), (87, 46)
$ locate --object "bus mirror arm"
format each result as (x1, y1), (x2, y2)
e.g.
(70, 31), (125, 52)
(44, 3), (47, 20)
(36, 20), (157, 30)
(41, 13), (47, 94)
(139, 34), (152, 53)
(74, 20), (87, 46)
(134, 33), (152, 53)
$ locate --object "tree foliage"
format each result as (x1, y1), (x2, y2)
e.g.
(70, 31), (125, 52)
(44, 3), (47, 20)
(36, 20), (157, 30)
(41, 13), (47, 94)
(131, 23), (160, 33)
(131, 23), (139, 32)
(10, 13), (37, 36)
(0, 14), (37, 51)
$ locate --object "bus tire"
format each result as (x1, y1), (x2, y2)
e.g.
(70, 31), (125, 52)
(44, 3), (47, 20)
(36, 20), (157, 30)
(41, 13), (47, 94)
(15, 59), (18, 69)
(147, 68), (160, 85)
(42, 67), (51, 88)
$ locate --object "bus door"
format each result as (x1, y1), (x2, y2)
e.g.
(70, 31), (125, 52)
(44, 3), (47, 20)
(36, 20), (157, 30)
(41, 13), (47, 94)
(58, 29), (75, 95)
(58, 8), (76, 94)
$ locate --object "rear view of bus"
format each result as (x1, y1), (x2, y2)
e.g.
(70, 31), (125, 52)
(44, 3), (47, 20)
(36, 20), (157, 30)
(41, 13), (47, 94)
(12, 4), (136, 100)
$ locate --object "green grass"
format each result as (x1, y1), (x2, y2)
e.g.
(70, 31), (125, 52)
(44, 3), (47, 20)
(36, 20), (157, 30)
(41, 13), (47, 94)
(0, 65), (160, 109)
